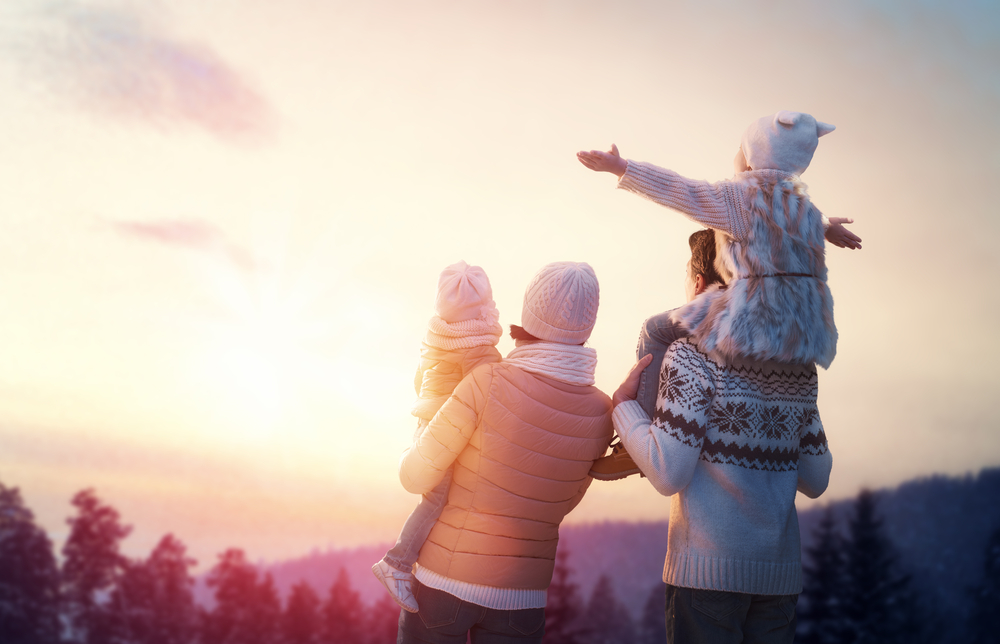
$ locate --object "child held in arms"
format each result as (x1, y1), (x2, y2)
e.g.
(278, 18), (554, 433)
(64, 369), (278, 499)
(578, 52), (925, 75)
(372, 261), (502, 613)
(580, 111), (861, 479)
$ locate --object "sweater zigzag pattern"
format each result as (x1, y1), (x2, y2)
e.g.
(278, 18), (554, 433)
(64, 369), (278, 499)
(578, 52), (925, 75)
(652, 340), (828, 473)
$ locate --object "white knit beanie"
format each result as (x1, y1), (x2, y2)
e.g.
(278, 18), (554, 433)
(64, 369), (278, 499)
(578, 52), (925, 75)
(741, 111), (835, 176)
(521, 262), (599, 344)
(434, 261), (495, 323)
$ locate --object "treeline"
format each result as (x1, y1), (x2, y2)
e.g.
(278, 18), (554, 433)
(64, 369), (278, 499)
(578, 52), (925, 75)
(3, 480), (999, 644)
(542, 488), (1000, 644)
(0, 483), (398, 644)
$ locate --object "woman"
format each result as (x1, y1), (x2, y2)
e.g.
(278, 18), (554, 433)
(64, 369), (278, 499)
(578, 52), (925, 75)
(397, 261), (614, 644)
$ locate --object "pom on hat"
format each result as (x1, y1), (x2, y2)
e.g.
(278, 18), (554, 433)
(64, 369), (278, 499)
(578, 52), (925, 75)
(740, 111), (835, 176)
(435, 261), (495, 323)
(520, 262), (600, 345)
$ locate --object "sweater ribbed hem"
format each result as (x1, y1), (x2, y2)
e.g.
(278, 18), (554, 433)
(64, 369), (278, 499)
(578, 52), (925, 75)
(414, 565), (547, 610)
(663, 552), (802, 596)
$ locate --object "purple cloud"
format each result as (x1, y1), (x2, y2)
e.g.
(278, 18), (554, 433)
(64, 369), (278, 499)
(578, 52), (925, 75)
(112, 219), (260, 272)
(12, 3), (275, 143)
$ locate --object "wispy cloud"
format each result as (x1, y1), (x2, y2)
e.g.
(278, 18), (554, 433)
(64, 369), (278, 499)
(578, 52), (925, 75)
(112, 219), (260, 272)
(6, 2), (275, 143)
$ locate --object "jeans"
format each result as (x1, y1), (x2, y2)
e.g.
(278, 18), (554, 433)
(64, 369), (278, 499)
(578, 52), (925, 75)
(383, 468), (453, 573)
(635, 310), (688, 418)
(397, 581), (545, 644)
(665, 585), (798, 644)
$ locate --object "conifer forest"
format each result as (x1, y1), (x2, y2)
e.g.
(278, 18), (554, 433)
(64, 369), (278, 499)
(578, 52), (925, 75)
(1, 468), (998, 644)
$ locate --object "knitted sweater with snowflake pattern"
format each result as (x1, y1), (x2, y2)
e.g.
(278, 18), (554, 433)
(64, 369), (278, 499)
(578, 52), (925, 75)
(613, 337), (832, 596)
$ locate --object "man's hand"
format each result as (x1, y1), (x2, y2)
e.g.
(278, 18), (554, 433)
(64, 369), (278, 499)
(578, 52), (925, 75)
(577, 144), (628, 178)
(825, 217), (862, 250)
(613, 354), (654, 408)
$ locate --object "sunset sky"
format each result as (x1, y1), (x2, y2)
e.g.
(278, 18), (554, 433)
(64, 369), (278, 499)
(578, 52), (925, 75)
(0, 0), (997, 569)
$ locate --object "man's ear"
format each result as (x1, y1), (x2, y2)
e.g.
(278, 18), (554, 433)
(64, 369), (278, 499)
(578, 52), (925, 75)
(694, 274), (707, 296)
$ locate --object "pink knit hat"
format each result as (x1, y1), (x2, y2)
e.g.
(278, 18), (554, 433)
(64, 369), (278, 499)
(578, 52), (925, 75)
(740, 111), (835, 176)
(435, 261), (496, 323)
(521, 262), (600, 344)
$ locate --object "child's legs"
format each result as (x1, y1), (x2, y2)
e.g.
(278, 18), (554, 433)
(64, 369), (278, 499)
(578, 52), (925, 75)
(635, 311), (685, 418)
(382, 468), (453, 573)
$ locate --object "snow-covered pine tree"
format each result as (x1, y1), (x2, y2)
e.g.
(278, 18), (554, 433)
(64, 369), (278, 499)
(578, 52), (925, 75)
(578, 574), (636, 644)
(60, 489), (131, 644)
(0, 483), (60, 644)
(968, 524), (1000, 644)
(798, 507), (848, 644)
(543, 546), (585, 644)
(840, 489), (923, 644)
(322, 567), (366, 644)
(105, 533), (198, 644)
(636, 583), (666, 644)
(282, 581), (322, 644)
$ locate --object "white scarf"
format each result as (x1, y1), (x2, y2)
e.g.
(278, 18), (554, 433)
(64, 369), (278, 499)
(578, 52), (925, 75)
(424, 309), (503, 351)
(504, 342), (597, 386)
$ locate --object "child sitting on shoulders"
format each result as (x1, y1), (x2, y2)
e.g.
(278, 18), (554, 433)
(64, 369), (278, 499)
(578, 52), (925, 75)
(372, 261), (502, 613)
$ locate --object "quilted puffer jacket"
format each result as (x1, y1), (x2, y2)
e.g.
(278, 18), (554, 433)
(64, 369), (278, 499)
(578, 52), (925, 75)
(411, 344), (502, 422)
(399, 361), (613, 590)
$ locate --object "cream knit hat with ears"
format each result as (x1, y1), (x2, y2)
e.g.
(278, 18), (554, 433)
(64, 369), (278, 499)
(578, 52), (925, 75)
(521, 262), (599, 344)
(741, 111), (835, 176)
(435, 260), (496, 323)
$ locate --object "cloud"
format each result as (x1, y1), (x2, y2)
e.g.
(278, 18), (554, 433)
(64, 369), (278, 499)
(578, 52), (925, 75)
(7, 2), (275, 143)
(112, 219), (260, 272)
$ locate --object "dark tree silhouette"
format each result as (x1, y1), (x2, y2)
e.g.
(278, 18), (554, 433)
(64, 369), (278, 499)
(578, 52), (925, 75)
(321, 568), (366, 644)
(202, 548), (281, 644)
(968, 524), (1000, 644)
(0, 483), (61, 644)
(61, 488), (132, 644)
(365, 594), (402, 644)
(840, 489), (922, 644)
(106, 533), (198, 644)
(544, 547), (585, 644)
(798, 507), (847, 644)
(636, 583), (666, 644)
(578, 574), (636, 644)
(283, 581), (322, 644)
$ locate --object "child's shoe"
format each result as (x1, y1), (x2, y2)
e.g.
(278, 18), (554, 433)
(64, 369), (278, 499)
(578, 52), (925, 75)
(589, 437), (644, 481)
(372, 560), (419, 613)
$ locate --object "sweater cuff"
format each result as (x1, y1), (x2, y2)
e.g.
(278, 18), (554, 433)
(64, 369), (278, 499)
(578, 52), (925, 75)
(612, 400), (650, 438)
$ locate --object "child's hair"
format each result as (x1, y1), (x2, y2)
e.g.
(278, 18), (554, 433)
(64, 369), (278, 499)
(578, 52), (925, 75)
(689, 230), (725, 287)
(509, 324), (542, 342)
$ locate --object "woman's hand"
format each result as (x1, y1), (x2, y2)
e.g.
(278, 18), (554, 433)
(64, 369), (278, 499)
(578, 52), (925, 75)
(577, 144), (628, 178)
(612, 354), (653, 408)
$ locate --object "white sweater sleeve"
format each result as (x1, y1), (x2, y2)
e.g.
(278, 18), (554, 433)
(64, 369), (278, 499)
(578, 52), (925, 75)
(617, 161), (752, 242)
(612, 345), (716, 496)
(797, 408), (833, 498)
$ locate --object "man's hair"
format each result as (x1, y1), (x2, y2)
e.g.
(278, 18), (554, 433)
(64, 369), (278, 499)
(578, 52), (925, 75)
(689, 229), (725, 287)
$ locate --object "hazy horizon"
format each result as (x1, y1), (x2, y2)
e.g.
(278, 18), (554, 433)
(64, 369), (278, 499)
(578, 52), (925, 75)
(1, 0), (998, 571)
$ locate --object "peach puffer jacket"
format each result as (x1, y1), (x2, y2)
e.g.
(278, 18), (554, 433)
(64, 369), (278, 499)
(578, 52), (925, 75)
(400, 361), (613, 590)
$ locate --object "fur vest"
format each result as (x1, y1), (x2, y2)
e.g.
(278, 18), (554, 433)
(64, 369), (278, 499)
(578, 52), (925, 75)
(669, 175), (837, 368)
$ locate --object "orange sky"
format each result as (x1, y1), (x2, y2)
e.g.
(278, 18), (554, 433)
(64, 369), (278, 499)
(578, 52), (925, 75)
(0, 0), (997, 568)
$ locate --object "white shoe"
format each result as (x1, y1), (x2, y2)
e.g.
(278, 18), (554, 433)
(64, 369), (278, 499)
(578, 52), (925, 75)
(372, 560), (419, 613)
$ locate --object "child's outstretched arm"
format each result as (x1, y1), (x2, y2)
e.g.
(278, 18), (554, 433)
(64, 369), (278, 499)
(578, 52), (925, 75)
(577, 144), (628, 178)
(825, 217), (862, 250)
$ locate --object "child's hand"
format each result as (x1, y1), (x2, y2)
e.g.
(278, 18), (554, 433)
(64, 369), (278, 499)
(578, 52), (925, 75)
(825, 217), (862, 250)
(612, 354), (654, 408)
(577, 144), (628, 178)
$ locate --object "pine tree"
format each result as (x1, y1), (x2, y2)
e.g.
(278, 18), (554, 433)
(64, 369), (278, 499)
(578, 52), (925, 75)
(798, 507), (848, 644)
(968, 524), (1000, 644)
(0, 483), (61, 644)
(107, 534), (198, 644)
(840, 489), (922, 644)
(365, 594), (402, 644)
(578, 574), (636, 644)
(544, 547), (584, 644)
(61, 488), (132, 644)
(636, 583), (666, 644)
(283, 581), (322, 644)
(321, 568), (365, 644)
(202, 548), (280, 644)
